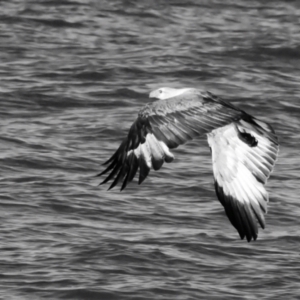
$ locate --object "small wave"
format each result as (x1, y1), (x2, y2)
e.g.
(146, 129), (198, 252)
(26, 17), (84, 28)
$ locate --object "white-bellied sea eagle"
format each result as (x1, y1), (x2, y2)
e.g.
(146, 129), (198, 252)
(98, 87), (279, 242)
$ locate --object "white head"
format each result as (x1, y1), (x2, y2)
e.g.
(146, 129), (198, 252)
(149, 87), (194, 100)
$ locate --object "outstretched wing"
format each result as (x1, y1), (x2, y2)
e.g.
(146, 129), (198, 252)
(208, 119), (279, 242)
(98, 91), (243, 190)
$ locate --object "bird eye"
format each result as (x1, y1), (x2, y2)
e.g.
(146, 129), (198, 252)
(159, 90), (162, 93)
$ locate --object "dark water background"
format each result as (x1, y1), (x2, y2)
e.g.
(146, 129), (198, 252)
(1, 1), (300, 299)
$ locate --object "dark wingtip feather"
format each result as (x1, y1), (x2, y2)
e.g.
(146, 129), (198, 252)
(107, 183), (115, 191)
(96, 163), (113, 177)
(138, 158), (150, 185)
(102, 149), (119, 166)
(214, 181), (259, 242)
(102, 157), (112, 166)
(107, 170), (123, 190)
(98, 180), (105, 186)
(101, 138), (128, 168)
(120, 153), (134, 191)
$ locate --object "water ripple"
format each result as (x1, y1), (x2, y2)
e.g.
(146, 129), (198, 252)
(1, 0), (299, 299)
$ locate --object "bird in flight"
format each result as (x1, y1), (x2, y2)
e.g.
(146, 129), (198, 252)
(98, 87), (279, 242)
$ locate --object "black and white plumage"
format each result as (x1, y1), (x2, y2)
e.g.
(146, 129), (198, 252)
(99, 87), (279, 242)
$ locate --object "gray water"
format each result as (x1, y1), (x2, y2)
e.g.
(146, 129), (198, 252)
(1, 1), (300, 299)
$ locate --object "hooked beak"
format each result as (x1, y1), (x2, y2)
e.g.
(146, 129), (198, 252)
(149, 90), (158, 98)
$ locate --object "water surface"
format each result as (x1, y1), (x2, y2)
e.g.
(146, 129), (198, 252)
(1, 1), (300, 299)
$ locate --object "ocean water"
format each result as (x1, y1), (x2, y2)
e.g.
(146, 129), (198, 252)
(1, 1), (300, 299)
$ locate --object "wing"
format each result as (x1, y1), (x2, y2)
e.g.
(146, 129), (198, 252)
(207, 118), (279, 242)
(98, 91), (244, 190)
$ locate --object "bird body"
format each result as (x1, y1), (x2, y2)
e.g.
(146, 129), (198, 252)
(99, 87), (279, 242)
